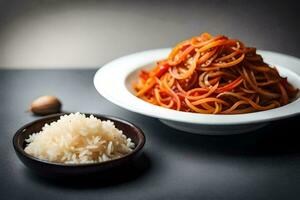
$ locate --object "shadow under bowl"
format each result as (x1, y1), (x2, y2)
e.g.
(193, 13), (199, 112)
(13, 113), (146, 177)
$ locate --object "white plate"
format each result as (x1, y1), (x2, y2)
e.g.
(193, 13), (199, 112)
(94, 49), (300, 135)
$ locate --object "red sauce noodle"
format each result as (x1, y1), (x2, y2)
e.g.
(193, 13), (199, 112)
(133, 33), (298, 114)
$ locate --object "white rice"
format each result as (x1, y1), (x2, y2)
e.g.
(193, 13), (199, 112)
(24, 113), (135, 164)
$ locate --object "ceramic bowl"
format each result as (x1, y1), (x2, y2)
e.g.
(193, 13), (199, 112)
(13, 113), (146, 176)
(94, 49), (300, 135)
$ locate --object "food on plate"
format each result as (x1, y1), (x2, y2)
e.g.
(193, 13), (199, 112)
(24, 113), (135, 164)
(133, 33), (298, 114)
(29, 95), (62, 116)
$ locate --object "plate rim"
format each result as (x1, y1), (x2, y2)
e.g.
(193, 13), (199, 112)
(94, 48), (300, 125)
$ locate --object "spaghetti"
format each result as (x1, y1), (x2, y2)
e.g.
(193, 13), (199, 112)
(133, 33), (298, 114)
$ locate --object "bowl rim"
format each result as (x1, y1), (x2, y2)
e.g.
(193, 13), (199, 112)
(94, 48), (300, 125)
(13, 113), (146, 167)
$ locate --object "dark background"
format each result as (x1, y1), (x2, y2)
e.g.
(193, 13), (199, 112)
(1, 0), (300, 200)
(0, 0), (299, 68)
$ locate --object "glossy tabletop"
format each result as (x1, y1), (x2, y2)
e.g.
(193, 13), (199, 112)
(0, 69), (300, 200)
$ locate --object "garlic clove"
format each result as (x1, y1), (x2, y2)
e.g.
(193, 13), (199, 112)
(30, 95), (62, 115)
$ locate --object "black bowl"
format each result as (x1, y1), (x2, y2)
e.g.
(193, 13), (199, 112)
(13, 113), (146, 177)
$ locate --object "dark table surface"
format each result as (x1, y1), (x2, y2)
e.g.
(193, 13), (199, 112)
(1, 69), (300, 200)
